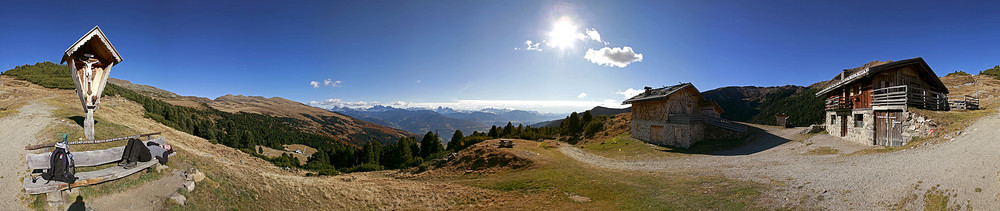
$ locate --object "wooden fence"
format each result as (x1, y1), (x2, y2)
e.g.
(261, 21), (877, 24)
(948, 95), (980, 110)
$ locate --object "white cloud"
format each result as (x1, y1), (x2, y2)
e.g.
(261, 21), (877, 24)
(323, 79), (343, 87)
(519, 40), (542, 51)
(577, 92), (587, 98)
(584, 28), (601, 42)
(615, 88), (644, 99)
(309, 99), (628, 113)
(584, 46), (644, 68)
(309, 81), (320, 88)
(416, 80), (422, 83)
(309, 99), (377, 108)
(576, 32), (588, 40)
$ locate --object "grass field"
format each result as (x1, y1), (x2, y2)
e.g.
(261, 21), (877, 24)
(440, 139), (769, 210)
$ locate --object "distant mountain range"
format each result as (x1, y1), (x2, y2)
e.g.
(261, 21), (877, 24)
(529, 106), (632, 128)
(328, 106), (565, 140)
(107, 78), (411, 146)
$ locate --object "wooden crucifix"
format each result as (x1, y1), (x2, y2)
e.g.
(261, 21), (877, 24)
(61, 26), (123, 140)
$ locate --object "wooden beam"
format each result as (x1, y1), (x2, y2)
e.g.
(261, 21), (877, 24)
(24, 132), (161, 150)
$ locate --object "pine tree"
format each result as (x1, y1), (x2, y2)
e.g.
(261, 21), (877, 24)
(503, 122), (513, 137)
(420, 131), (442, 158)
(488, 126), (498, 138)
(582, 110), (593, 127)
(448, 130), (464, 151)
(567, 112), (580, 135)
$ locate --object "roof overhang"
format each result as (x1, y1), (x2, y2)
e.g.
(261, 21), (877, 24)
(60, 26), (123, 65)
(815, 57), (947, 96)
(622, 83), (694, 105)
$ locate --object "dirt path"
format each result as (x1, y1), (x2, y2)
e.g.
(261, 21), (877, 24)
(0, 102), (56, 211)
(86, 170), (185, 210)
(561, 111), (1000, 210)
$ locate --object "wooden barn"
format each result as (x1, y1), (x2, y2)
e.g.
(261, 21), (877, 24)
(816, 57), (948, 147)
(623, 83), (745, 148)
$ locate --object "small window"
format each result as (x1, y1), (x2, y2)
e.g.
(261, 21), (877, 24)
(854, 114), (864, 127)
(830, 115), (836, 125)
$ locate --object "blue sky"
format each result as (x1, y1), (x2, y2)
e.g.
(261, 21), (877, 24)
(2, 0), (1000, 113)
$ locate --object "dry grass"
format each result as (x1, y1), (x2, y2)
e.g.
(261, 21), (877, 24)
(427, 139), (770, 210)
(804, 146), (839, 155)
(580, 132), (690, 160)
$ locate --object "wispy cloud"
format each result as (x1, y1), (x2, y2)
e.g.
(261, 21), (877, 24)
(615, 88), (644, 99)
(514, 40), (542, 51)
(311, 78), (343, 88)
(584, 28), (601, 42)
(577, 92), (587, 98)
(416, 80), (422, 83)
(324, 79), (343, 87)
(458, 82), (475, 92)
(584, 46), (644, 68)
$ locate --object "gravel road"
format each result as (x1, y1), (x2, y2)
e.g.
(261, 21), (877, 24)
(0, 102), (55, 210)
(561, 111), (1000, 209)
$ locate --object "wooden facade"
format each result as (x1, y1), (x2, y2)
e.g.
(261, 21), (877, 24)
(623, 83), (745, 148)
(816, 58), (948, 147)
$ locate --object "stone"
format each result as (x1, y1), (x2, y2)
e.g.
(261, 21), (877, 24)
(154, 163), (169, 172)
(46, 191), (64, 203)
(916, 116), (925, 123)
(184, 168), (205, 182)
(183, 181), (196, 192)
(193, 169), (206, 182)
(169, 192), (186, 206)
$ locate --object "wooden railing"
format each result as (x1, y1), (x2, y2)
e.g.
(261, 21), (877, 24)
(872, 85), (947, 110)
(824, 96), (853, 111)
(948, 95), (979, 110)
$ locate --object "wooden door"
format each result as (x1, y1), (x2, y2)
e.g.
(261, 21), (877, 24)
(840, 115), (848, 137)
(875, 111), (904, 147)
(650, 125), (664, 142)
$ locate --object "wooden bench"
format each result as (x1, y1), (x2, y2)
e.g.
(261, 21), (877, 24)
(23, 137), (175, 195)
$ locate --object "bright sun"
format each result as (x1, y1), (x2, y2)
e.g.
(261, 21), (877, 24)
(548, 16), (579, 49)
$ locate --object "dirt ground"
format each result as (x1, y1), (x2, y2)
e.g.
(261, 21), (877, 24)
(0, 101), (55, 211)
(562, 114), (1000, 209)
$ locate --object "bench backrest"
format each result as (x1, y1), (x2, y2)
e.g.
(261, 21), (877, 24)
(26, 137), (165, 170)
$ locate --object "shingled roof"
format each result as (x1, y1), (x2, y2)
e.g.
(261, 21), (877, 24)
(815, 57), (948, 96)
(622, 83), (693, 104)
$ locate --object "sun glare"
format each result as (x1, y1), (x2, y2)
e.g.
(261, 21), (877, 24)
(548, 16), (579, 49)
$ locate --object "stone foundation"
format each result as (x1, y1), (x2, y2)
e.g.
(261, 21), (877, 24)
(631, 119), (704, 148)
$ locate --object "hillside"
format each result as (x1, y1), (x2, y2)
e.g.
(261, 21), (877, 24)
(107, 78), (411, 146)
(702, 84), (825, 127)
(530, 106), (631, 128)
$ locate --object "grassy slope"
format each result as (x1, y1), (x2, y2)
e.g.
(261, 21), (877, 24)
(418, 140), (769, 210)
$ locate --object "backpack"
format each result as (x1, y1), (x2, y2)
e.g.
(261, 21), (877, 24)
(42, 142), (77, 184)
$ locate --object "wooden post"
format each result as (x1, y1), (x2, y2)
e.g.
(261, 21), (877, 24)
(84, 108), (95, 140)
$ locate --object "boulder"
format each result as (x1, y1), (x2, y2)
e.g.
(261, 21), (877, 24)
(183, 181), (196, 192)
(185, 168), (206, 182)
(169, 192), (186, 206)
